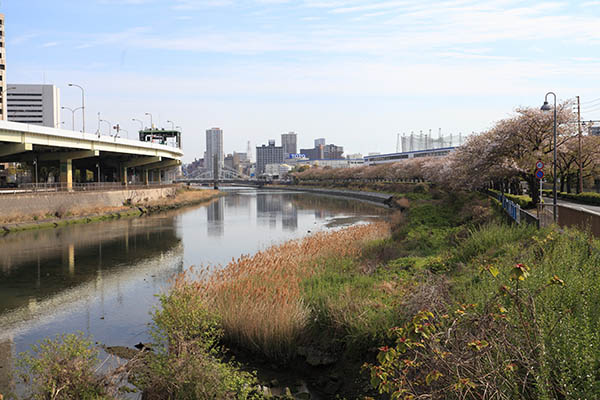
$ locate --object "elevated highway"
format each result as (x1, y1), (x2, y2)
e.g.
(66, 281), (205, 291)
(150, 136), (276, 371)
(0, 120), (183, 189)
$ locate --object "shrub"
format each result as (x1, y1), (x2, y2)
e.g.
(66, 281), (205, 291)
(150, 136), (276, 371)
(135, 287), (260, 399)
(488, 189), (534, 209)
(18, 332), (121, 400)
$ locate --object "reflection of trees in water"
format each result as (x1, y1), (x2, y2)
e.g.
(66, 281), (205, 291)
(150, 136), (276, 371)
(288, 193), (387, 217)
(256, 192), (386, 231)
(0, 216), (181, 315)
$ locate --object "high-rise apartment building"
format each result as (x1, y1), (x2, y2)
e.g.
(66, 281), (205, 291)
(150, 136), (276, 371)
(256, 140), (283, 174)
(205, 128), (224, 172)
(281, 132), (297, 156)
(0, 14), (7, 121)
(7, 84), (61, 128)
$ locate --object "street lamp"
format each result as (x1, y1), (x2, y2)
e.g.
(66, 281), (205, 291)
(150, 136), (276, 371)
(100, 119), (112, 136)
(68, 83), (85, 133)
(145, 112), (153, 129)
(166, 120), (175, 130)
(132, 118), (144, 130)
(33, 158), (38, 189)
(61, 106), (82, 131)
(541, 92), (557, 222)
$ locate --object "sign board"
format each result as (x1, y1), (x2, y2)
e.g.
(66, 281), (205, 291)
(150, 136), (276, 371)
(536, 160), (544, 170)
(535, 169), (544, 179)
(289, 153), (307, 159)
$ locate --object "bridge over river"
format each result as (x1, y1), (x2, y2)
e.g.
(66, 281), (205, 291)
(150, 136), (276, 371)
(0, 120), (182, 189)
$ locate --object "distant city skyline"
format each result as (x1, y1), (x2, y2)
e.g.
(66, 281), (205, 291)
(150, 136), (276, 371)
(4, 1), (600, 162)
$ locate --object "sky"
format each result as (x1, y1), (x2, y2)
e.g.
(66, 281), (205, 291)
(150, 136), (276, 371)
(4, 0), (600, 162)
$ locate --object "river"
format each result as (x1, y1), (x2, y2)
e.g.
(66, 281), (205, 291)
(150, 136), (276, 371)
(0, 189), (385, 394)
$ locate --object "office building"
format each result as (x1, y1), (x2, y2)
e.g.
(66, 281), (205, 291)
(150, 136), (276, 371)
(281, 132), (297, 156)
(300, 142), (344, 160)
(7, 84), (61, 128)
(256, 140), (283, 174)
(323, 144), (344, 159)
(0, 14), (6, 121)
(205, 128), (224, 172)
(314, 138), (325, 147)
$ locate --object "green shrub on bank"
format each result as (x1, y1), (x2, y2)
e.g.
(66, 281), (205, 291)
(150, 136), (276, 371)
(302, 256), (408, 351)
(488, 189), (534, 209)
(136, 287), (260, 399)
(368, 220), (600, 399)
(17, 332), (119, 400)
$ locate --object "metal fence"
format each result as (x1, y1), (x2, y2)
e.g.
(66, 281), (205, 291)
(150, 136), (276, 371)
(0, 182), (177, 195)
(501, 195), (521, 224)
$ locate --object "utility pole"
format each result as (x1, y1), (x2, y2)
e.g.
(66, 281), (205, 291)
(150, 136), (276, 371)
(396, 133), (400, 153)
(577, 96), (584, 194)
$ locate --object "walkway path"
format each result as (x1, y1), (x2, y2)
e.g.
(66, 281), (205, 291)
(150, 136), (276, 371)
(542, 196), (600, 215)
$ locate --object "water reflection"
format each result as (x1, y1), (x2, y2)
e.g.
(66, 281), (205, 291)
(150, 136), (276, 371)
(0, 190), (386, 395)
(207, 198), (225, 237)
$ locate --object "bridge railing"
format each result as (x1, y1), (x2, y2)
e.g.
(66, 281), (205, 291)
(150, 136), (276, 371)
(0, 182), (179, 195)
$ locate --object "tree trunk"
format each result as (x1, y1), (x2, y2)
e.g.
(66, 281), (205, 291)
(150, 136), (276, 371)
(528, 174), (539, 206)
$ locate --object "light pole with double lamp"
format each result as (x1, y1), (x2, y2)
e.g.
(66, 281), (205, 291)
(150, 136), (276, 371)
(61, 106), (82, 131)
(540, 92), (558, 222)
(68, 83), (85, 133)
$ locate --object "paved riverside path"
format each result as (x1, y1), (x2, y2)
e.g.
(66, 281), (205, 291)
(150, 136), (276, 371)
(542, 196), (600, 215)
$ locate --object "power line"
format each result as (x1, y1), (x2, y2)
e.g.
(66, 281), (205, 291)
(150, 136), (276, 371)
(581, 97), (600, 105)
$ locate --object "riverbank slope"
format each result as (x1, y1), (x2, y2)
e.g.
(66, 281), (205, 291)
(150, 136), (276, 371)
(13, 186), (600, 399)
(1, 187), (220, 233)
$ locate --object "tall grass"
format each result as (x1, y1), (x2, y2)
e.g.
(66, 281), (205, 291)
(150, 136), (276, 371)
(177, 223), (390, 361)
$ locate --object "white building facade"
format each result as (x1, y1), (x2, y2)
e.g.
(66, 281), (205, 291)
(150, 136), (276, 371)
(205, 127), (224, 172)
(7, 84), (61, 128)
(0, 14), (6, 121)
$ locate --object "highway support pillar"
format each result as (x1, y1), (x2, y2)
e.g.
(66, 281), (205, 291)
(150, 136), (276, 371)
(59, 159), (73, 191)
(122, 166), (128, 186)
(143, 169), (149, 185)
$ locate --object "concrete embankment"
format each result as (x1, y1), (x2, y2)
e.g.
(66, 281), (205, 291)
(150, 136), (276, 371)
(1, 187), (220, 232)
(270, 186), (395, 207)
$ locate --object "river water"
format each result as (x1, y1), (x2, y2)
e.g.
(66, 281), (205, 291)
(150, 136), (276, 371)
(0, 189), (385, 393)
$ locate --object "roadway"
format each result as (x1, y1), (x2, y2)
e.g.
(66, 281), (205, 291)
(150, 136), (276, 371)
(0, 120), (183, 189)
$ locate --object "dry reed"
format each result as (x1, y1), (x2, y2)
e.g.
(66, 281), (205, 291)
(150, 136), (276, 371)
(175, 222), (390, 361)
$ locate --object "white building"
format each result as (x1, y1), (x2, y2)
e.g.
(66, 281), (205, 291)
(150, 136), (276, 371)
(7, 84), (61, 128)
(205, 127), (224, 172)
(265, 163), (293, 178)
(0, 14), (7, 121)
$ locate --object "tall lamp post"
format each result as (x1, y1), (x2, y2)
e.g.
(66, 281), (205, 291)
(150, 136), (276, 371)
(166, 120), (175, 130)
(100, 119), (112, 136)
(68, 83), (85, 133)
(33, 158), (38, 190)
(145, 112), (153, 129)
(541, 92), (558, 222)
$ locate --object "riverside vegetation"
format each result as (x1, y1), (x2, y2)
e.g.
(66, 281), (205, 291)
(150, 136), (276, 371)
(9, 184), (600, 399)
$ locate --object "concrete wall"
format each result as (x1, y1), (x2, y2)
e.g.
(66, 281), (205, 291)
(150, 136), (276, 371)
(558, 204), (600, 237)
(0, 187), (177, 220)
